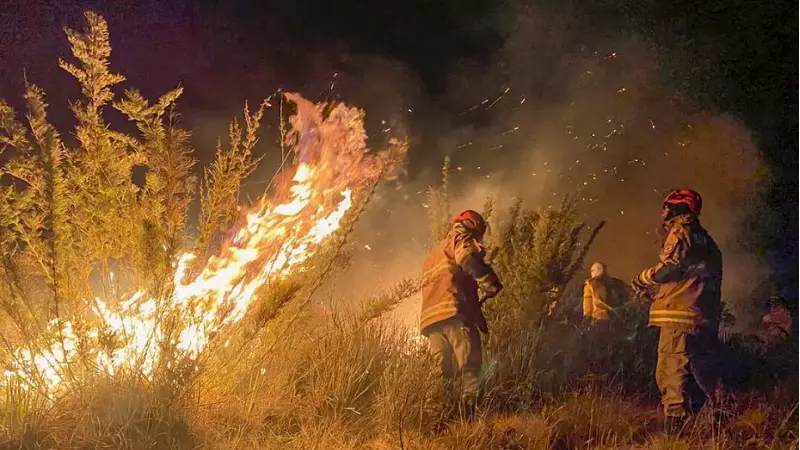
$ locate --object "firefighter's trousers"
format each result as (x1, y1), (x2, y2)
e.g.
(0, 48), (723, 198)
(427, 317), (482, 401)
(656, 326), (722, 417)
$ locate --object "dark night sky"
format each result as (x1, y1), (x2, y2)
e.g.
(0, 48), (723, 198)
(0, 0), (797, 296)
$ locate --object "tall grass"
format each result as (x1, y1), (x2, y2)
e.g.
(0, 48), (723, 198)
(0, 12), (796, 450)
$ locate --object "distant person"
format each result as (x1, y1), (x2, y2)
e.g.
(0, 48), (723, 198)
(420, 210), (503, 422)
(631, 189), (724, 434)
(761, 296), (792, 346)
(582, 262), (629, 327)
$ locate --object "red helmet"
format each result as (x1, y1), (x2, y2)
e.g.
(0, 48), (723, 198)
(454, 210), (487, 237)
(663, 189), (702, 216)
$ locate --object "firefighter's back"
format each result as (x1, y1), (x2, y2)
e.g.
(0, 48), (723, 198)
(651, 216), (723, 329)
(420, 237), (459, 334)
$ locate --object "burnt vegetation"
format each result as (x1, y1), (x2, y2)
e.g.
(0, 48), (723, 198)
(0, 12), (796, 450)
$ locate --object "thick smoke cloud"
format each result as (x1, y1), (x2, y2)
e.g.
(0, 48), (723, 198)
(177, 4), (766, 330)
(323, 5), (766, 329)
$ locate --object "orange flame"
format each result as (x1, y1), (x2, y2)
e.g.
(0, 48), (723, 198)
(4, 93), (406, 393)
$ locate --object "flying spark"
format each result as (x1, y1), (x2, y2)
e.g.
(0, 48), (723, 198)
(5, 93), (406, 393)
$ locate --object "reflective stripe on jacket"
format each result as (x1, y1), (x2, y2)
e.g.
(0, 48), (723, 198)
(637, 215), (723, 331)
(420, 223), (494, 334)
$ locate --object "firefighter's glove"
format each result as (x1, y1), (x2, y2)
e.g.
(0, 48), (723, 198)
(484, 246), (500, 265)
(462, 252), (502, 297)
(478, 273), (503, 300)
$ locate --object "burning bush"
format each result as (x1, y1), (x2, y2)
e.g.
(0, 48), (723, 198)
(0, 11), (795, 450)
(0, 11), (407, 447)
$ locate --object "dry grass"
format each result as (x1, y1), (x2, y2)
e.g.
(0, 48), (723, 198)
(0, 11), (797, 450)
(0, 300), (796, 449)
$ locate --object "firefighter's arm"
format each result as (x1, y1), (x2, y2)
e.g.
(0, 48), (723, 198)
(454, 237), (503, 298)
(582, 282), (593, 317)
(634, 227), (688, 289)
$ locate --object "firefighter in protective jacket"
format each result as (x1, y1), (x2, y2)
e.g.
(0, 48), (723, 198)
(631, 189), (724, 431)
(582, 262), (629, 324)
(421, 210), (502, 418)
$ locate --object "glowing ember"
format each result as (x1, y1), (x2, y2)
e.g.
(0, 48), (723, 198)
(4, 93), (406, 394)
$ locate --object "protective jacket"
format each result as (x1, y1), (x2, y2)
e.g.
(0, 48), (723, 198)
(635, 215), (723, 332)
(420, 223), (501, 335)
(582, 275), (629, 320)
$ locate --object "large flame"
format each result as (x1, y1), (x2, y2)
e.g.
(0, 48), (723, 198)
(4, 93), (406, 393)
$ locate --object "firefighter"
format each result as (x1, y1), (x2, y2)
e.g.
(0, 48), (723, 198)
(581, 262), (629, 372)
(761, 296), (792, 346)
(421, 210), (502, 421)
(631, 189), (724, 433)
(582, 261), (629, 327)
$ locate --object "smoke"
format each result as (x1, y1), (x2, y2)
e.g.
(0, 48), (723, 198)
(174, 4), (767, 330)
(322, 5), (767, 329)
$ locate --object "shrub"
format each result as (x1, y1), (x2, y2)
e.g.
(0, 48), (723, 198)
(0, 12), (796, 450)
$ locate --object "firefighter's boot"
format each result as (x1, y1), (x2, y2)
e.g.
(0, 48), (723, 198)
(459, 395), (478, 422)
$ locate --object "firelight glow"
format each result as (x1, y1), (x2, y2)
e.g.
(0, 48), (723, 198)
(4, 93), (404, 394)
